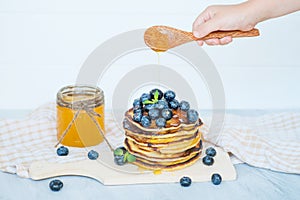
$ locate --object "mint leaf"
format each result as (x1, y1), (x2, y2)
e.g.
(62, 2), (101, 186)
(127, 154), (136, 162)
(114, 148), (124, 156)
(154, 90), (159, 101)
(143, 100), (154, 105)
(123, 151), (129, 162)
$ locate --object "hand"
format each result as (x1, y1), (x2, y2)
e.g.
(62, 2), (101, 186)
(192, 3), (257, 46)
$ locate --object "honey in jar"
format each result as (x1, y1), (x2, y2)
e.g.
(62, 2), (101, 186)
(56, 85), (105, 147)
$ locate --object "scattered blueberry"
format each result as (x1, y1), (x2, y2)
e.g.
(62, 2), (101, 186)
(187, 109), (199, 123)
(141, 116), (151, 127)
(206, 147), (217, 157)
(168, 99), (179, 110)
(202, 155), (214, 166)
(88, 150), (99, 160)
(156, 118), (166, 128)
(211, 173), (222, 185)
(155, 100), (169, 110)
(133, 111), (143, 122)
(180, 176), (192, 187)
(49, 179), (63, 192)
(148, 108), (160, 120)
(150, 88), (163, 100)
(144, 104), (155, 112)
(113, 147), (136, 165)
(114, 155), (126, 165)
(114, 147), (127, 165)
(56, 146), (69, 156)
(164, 90), (176, 102)
(161, 109), (173, 120)
(179, 100), (190, 111)
(140, 93), (151, 103)
(133, 98), (142, 109)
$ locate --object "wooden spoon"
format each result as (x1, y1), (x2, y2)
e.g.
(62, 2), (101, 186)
(144, 25), (260, 52)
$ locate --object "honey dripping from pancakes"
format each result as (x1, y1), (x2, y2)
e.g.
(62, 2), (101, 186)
(153, 170), (162, 175)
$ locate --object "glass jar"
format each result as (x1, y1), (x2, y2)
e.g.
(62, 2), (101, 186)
(56, 85), (105, 147)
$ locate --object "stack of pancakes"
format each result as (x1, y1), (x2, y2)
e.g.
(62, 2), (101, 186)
(123, 108), (203, 171)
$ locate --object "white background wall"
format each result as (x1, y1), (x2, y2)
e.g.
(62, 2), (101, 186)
(1, 0), (300, 110)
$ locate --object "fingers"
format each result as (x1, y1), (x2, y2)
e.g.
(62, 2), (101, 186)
(196, 40), (204, 46)
(219, 36), (232, 45)
(192, 6), (220, 39)
(193, 5), (233, 46)
(196, 36), (232, 46)
(193, 3), (256, 46)
(205, 36), (232, 45)
(192, 7), (212, 30)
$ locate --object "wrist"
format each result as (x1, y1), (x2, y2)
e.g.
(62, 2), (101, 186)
(243, 0), (300, 24)
(240, 0), (268, 27)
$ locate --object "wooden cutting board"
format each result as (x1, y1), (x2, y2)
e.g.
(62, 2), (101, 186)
(29, 146), (236, 185)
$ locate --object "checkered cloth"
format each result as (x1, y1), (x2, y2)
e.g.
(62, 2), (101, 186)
(0, 103), (123, 178)
(0, 103), (299, 178)
(202, 112), (300, 174)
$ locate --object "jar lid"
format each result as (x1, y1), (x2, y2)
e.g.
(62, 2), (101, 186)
(57, 85), (104, 109)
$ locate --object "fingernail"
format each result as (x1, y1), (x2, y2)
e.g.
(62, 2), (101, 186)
(193, 31), (200, 38)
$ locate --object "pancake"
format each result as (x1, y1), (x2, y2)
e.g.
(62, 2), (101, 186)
(134, 152), (201, 171)
(123, 107), (204, 171)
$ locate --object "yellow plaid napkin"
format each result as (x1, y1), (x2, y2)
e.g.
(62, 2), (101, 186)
(0, 103), (299, 178)
(0, 103), (123, 178)
(202, 112), (300, 174)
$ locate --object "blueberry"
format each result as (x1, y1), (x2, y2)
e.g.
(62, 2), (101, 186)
(56, 146), (69, 156)
(199, 140), (203, 149)
(168, 99), (179, 110)
(202, 155), (214, 166)
(114, 155), (126, 165)
(187, 109), (199, 123)
(150, 88), (163, 100)
(133, 111), (143, 122)
(133, 108), (143, 114)
(49, 179), (63, 192)
(161, 109), (173, 120)
(148, 108), (160, 120)
(144, 104), (155, 112)
(141, 116), (151, 127)
(180, 176), (192, 187)
(133, 98), (142, 109)
(155, 118), (166, 128)
(164, 90), (176, 102)
(140, 93), (150, 103)
(206, 147), (217, 157)
(211, 173), (222, 185)
(154, 100), (169, 110)
(114, 147), (127, 165)
(88, 150), (99, 160)
(179, 100), (190, 111)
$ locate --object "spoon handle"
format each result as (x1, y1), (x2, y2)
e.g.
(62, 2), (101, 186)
(189, 28), (260, 40)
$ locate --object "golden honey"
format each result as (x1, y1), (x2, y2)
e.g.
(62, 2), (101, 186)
(56, 85), (105, 147)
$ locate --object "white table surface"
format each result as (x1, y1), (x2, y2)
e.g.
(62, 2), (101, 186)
(1, 110), (299, 200)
